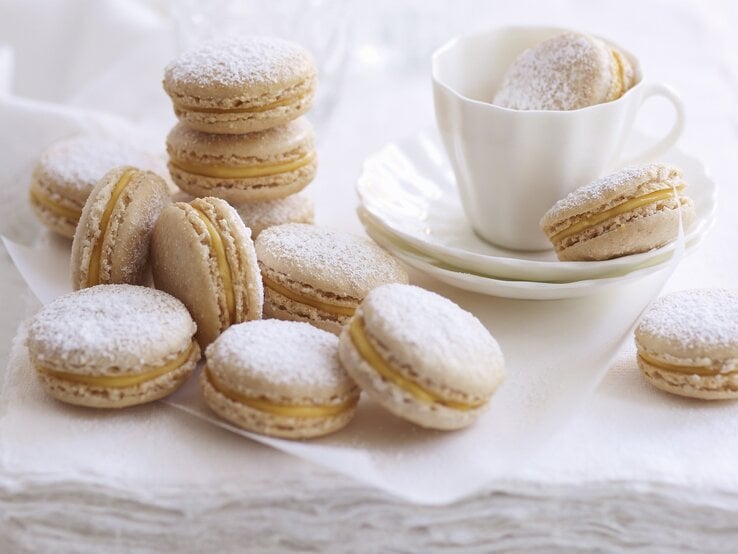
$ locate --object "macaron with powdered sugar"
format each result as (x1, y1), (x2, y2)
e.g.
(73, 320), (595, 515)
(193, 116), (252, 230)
(635, 289), (738, 400)
(166, 119), (316, 202)
(202, 319), (360, 439)
(163, 36), (317, 134)
(71, 166), (170, 290)
(540, 163), (695, 261)
(29, 135), (162, 238)
(255, 224), (408, 335)
(494, 31), (636, 111)
(173, 190), (315, 238)
(26, 285), (200, 409)
(338, 283), (506, 430)
(151, 196), (263, 348)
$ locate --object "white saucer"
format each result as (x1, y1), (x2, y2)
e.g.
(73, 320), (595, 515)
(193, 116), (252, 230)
(357, 130), (716, 283)
(363, 212), (701, 300)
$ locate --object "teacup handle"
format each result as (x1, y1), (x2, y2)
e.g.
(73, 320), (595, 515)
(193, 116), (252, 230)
(617, 83), (685, 167)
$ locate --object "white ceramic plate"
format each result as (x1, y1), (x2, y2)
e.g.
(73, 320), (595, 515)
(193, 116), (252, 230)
(363, 213), (702, 300)
(357, 130), (716, 283)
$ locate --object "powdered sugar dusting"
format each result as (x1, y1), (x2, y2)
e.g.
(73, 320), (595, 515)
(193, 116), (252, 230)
(541, 163), (681, 227)
(636, 289), (738, 354)
(165, 36), (314, 89)
(255, 224), (408, 298)
(362, 284), (505, 394)
(494, 32), (611, 110)
(236, 193), (314, 237)
(206, 320), (350, 389)
(36, 135), (159, 193)
(27, 285), (196, 372)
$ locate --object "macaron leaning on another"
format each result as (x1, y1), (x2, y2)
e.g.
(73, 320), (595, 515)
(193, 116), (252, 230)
(71, 166), (170, 290)
(166, 118), (316, 203)
(163, 36), (317, 134)
(339, 284), (506, 430)
(29, 135), (162, 238)
(26, 284), (200, 409)
(173, 190), (315, 238)
(540, 163), (695, 261)
(202, 319), (360, 439)
(151, 196), (263, 347)
(635, 289), (738, 400)
(494, 31), (636, 111)
(255, 224), (408, 335)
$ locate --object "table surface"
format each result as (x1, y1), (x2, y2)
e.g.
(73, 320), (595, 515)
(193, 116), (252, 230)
(3, 0), (738, 549)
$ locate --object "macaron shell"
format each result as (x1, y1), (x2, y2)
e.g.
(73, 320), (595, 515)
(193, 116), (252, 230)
(170, 191), (315, 238)
(556, 199), (695, 261)
(29, 183), (79, 238)
(255, 224), (409, 300)
(150, 199), (263, 347)
(192, 197), (264, 325)
(200, 370), (357, 439)
(358, 284), (506, 399)
(493, 32), (624, 110)
(637, 355), (738, 400)
(169, 156), (316, 203)
(38, 343), (200, 409)
(338, 329), (483, 430)
(262, 282), (347, 335)
(202, 320), (359, 438)
(163, 37), (317, 135)
(541, 163), (684, 230)
(71, 167), (170, 290)
(171, 88), (315, 135)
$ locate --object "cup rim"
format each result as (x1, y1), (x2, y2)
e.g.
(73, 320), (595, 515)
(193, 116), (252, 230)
(431, 25), (643, 115)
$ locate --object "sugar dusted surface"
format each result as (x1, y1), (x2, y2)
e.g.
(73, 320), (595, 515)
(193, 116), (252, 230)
(37, 135), (158, 192)
(493, 32), (610, 111)
(165, 36), (314, 89)
(541, 163), (681, 227)
(636, 289), (738, 356)
(206, 320), (350, 391)
(362, 284), (505, 395)
(27, 285), (196, 373)
(255, 224), (408, 298)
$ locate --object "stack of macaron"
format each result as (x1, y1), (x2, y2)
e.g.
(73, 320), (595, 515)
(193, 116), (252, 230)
(161, 36), (318, 237)
(22, 36), (509, 442)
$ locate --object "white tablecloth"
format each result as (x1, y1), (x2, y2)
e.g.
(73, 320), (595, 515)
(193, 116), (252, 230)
(2, 0), (738, 551)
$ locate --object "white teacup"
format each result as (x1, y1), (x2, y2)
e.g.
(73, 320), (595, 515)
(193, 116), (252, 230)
(432, 26), (685, 251)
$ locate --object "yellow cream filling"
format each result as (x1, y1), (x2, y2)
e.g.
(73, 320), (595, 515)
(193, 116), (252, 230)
(639, 351), (734, 377)
(86, 168), (136, 287)
(177, 94), (305, 114)
(30, 183), (83, 222)
(552, 187), (683, 244)
(192, 207), (236, 324)
(205, 366), (355, 417)
(348, 317), (484, 411)
(171, 150), (315, 179)
(36, 340), (196, 388)
(262, 275), (356, 317)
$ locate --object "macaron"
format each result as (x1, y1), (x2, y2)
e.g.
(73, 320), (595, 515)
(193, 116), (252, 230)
(166, 118), (316, 202)
(540, 163), (695, 261)
(255, 224), (408, 335)
(635, 289), (738, 400)
(26, 284), (200, 408)
(173, 190), (315, 238)
(201, 319), (360, 439)
(338, 284), (506, 430)
(29, 135), (161, 238)
(71, 166), (170, 290)
(151, 196), (263, 347)
(163, 36), (317, 134)
(494, 31), (636, 111)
